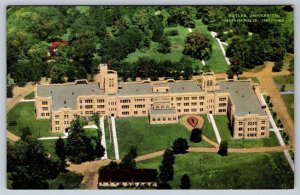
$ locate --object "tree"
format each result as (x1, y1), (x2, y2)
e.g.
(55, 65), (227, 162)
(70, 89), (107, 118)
(7, 85), (13, 98)
(180, 174), (191, 189)
(11, 136), (58, 189)
(65, 117), (95, 164)
(280, 84), (286, 92)
(266, 96), (270, 103)
(55, 137), (67, 172)
(159, 148), (175, 183)
(157, 35), (171, 54)
(149, 15), (164, 42)
(218, 141), (228, 156)
(119, 146), (138, 169)
(20, 127), (32, 141)
(190, 128), (202, 143)
(50, 64), (65, 84)
(7, 141), (15, 172)
(227, 56), (243, 77)
(289, 59), (294, 75)
(272, 60), (284, 72)
(183, 32), (212, 61)
(95, 127), (105, 158)
(172, 138), (189, 154)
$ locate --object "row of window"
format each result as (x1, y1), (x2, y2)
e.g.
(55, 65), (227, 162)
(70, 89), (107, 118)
(152, 117), (177, 122)
(41, 113), (50, 117)
(238, 121), (266, 125)
(175, 96), (205, 101)
(238, 127), (265, 131)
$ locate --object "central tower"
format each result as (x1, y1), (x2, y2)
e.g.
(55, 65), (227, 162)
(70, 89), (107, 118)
(95, 64), (118, 95)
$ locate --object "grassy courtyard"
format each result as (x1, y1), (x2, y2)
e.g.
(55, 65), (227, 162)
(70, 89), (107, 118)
(272, 75), (294, 91)
(125, 19), (228, 73)
(281, 94), (294, 121)
(214, 115), (279, 148)
(137, 152), (294, 189)
(7, 102), (62, 137)
(115, 117), (212, 158)
(24, 91), (34, 99)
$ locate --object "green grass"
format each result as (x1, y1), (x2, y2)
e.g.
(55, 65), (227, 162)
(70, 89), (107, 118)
(24, 91), (34, 99)
(214, 115), (279, 148)
(245, 63), (266, 73)
(7, 102), (62, 137)
(104, 118), (115, 159)
(49, 172), (83, 189)
(201, 114), (218, 143)
(137, 152), (294, 189)
(272, 75), (294, 91)
(115, 117), (212, 158)
(239, 77), (260, 84)
(281, 94), (294, 121)
(40, 139), (58, 160)
(124, 19), (228, 73)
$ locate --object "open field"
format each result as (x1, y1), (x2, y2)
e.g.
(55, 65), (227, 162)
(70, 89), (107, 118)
(272, 75), (294, 91)
(281, 94), (294, 121)
(24, 91), (34, 99)
(115, 117), (213, 158)
(239, 77), (260, 84)
(137, 152), (294, 189)
(214, 115), (279, 148)
(7, 102), (62, 137)
(48, 172), (83, 189)
(125, 20), (228, 73)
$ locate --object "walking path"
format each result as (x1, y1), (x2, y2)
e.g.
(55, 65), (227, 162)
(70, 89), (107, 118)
(260, 94), (294, 172)
(38, 134), (68, 140)
(240, 62), (294, 147)
(19, 98), (35, 102)
(100, 117), (108, 159)
(210, 31), (230, 65)
(110, 117), (120, 160)
(7, 131), (20, 141)
(202, 135), (219, 148)
(280, 91), (294, 95)
(208, 114), (222, 144)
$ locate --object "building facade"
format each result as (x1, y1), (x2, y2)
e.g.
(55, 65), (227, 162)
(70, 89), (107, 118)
(35, 64), (269, 139)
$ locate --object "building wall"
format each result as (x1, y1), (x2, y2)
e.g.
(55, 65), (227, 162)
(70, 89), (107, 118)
(149, 113), (178, 124)
(35, 96), (52, 119)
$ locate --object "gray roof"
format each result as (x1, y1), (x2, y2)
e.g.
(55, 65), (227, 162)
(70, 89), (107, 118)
(218, 80), (266, 116)
(117, 81), (202, 96)
(37, 83), (104, 111)
(149, 108), (177, 115)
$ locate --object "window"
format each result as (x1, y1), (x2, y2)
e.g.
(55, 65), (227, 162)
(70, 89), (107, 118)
(238, 133), (243, 136)
(191, 102), (197, 106)
(199, 96), (205, 100)
(168, 117), (171, 121)
(80, 106), (83, 109)
(261, 121), (266, 125)
(163, 117), (166, 121)
(55, 127), (60, 131)
(191, 108), (197, 112)
(177, 109), (181, 112)
(55, 115), (59, 119)
(184, 109), (189, 112)
(200, 108), (204, 112)
(177, 103), (181, 106)
(85, 111), (93, 115)
(191, 97), (197, 100)
(46, 113), (50, 116)
(184, 103), (189, 106)
(152, 118), (156, 121)
(120, 99), (130, 103)
(122, 111), (129, 115)
(135, 105), (145, 108)
(97, 105), (105, 109)
(55, 121), (59, 125)
(238, 127), (243, 131)
(135, 98), (145, 102)
(173, 117), (177, 120)
(85, 99), (93, 103)
(219, 103), (226, 107)
(64, 115), (69, 119)
(42, 107), (48, 111)
(142, 111), (146, 114)
(184, 97), (189, 101)
(85, 105), (93, 109)
(239, 122), (243, 125)
(79, 100), (82, 103)
(219, 97), (226, 101)
(200, 102), (204, 105)
(261, 126), (265, 130)
(176, 97), (182, 101)
(41, 113), (45, 116)
(42, 101), (48, 105)
(109, 78), (114, 87)
(261, 132), (265, 136)
(122, 105), (129, 109)
(218, 109), (226, 112)
(134, 111), (138, 114)
(97, 99), (105, 103)
(158, 118), (161, 121)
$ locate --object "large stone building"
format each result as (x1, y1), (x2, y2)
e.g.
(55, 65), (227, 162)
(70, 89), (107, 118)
(35, 64), (269, 139)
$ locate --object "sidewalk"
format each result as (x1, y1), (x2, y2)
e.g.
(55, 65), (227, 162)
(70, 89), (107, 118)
(208, 114), (222, 144)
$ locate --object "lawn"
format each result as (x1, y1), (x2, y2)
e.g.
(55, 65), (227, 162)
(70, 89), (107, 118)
(115, 117), (212, 158)
(104, 118), (115, 159)
(272, 75), (294, 91)
(24, 91), (34, 99)
(124, 19), (228, 73)
(7, 102), (62, 137)
(281, 94), (294, 121)
(239, 77), (260, 84)
(137, 152), (294, 189)
(48, 172), (83, 189)
(214, 115), (279, 148)
(200, 114), (218, 143)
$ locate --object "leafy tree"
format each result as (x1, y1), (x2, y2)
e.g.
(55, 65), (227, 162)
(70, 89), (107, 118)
(55, 137), (67, 172)
(280, 85), (286, 92)
(11, 136), (58, 189)
(218, 141), (228, 156)
(7, 141), (15, 172)
(190, 128), (202, 143)
(7, 85), (13, 98)
(157, 181), (171, 189)
(183, 32), (212, 61)
(272, 60), (284, 72)
(65, 117), (95, 164)
(172, 138), (189, 154)
(180, 174), (191, 189)
(95, 128), (105, 158)
(289, 59), (294, 75)
(50, 64), (65, 83)
(266, 96), (270, 103)
(149, 14), (164, 42)
(119, 146), (138, 169)
(20, 127), (32, 141)
(157, 35), (171, 54)
(159, 148), (175, 183)
(227, 56), (243, 78)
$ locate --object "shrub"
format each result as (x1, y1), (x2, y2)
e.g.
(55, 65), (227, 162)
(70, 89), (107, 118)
(172, 138), (189, 154)
(166, 29), (179, 36)
(190, 128), (202, 143)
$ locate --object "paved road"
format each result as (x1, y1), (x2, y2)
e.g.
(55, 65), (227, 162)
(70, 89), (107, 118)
(208, 114), (221, 144)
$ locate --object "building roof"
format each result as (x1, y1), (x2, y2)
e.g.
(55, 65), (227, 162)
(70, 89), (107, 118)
(218, 80), (266, 116)
(149, 108), (177, 115)
(117, 80), (202, 96)
(37, 82), (104, 111)
(98, 169), (157, 183)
